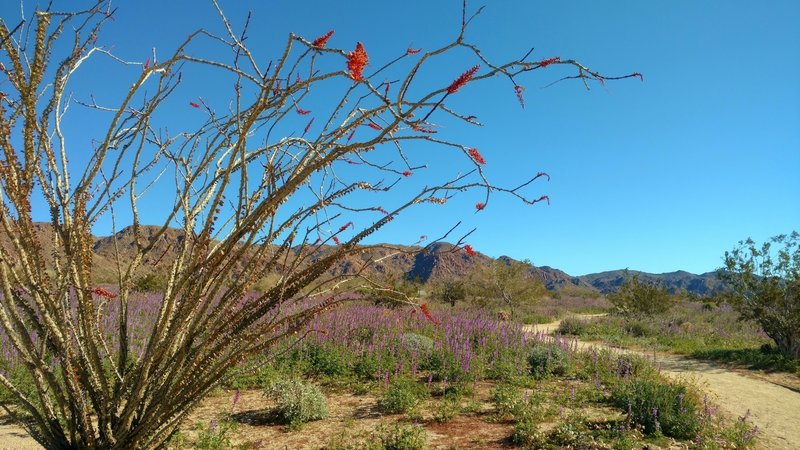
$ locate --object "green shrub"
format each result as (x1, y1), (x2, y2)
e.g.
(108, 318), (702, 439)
(377, 422), (428, 450)
(133, 272), (168, 292)
(611, 378), (700, 439)
(608, 274), (674, 317)
(379, 377), (429, 414)
(264, 379), (328, 427)
(193, 418), (238, 450)
(557, 317), (587, 335)
(432, 396), (460, 423)
(305, 344), (351, 377)
(489, 383), (523, 419)
(527, 342), (572, 378)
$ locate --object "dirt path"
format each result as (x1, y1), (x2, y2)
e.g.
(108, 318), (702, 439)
(527, 315), (800, 450)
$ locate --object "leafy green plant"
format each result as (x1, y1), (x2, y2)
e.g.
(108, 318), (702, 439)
(193, 418), (238, 450)
(720, 232), (800, 358)
(527, 342), (572, 378)
(264, 379), (328, 427)
(379, 377), (429, 414)
(376, 422), (428, 450)
(608, 273), (674, 317)
(611, 378), (701, 439)
(557, 317), (587, 335)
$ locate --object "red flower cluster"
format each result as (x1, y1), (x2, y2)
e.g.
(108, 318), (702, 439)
(296, 107), (311, 115)
(538, 57), (560, 68)
(514, 85), (525, 109)
(332, 236), (340, 245)
(367, 122), (382, 130)
(464, 245), (477, 257)
(468, 148), (486, 165)
(189, 101), (200, 108)
(411, 123), (437, 134)
(447, 65), (479, 94)
(92, 287), (117, 299)
(303, 117), (314, 135)
(347, 42), (369, 81)
(143, 58), (150, 70)
(402, 171), (413, 177)
(406, 48), (421, 55)
(312, 30), (334, 48)
(475, 202), (485, 211)
(420, 304), (440, 325)
(339, 221), (354, 232)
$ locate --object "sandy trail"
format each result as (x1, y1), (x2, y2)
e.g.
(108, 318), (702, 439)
(527, 316), (800, 450)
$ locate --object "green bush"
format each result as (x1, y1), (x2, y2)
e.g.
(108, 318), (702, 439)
(527, 342), (572, 378)
(608, 274), (674, 317)
(264, 379), (328, 427)
(557, 317), (587, 335)
(133, 272), (168, 292)
(305, 344), (351, 377)
(611, 378), (700, 439)
(376, 422), (428, 450)
(379, 377), (429, 414)
(193, 418), (238, 450)
(489, 383), (524, 419)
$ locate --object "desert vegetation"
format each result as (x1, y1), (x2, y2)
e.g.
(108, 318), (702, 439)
(0, 0), (793, 448)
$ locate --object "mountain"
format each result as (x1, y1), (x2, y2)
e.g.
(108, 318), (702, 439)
(2, 222), (723, 296)
(576, 269), (723, 296)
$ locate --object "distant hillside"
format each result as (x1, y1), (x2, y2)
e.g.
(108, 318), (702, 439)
(2, 223), (723, 296)
(577, 269), (723, 296)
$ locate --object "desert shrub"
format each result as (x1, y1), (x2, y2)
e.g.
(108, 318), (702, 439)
(132, 272), (168, 292)
(264, 379), (328, 427)
(624, 319), (656, 338)
(305, 344), (352, 377)
(511, 415), (544, 446)
(720, 232), (800, 359)
(376, 422), (428, 450)
(379, 377), (429, 414)
(608, 274), (674, 317)
(528, 342), (572, 378)
(489, 383), (524, 419)
(432, 396), (460, 423)
(400, 333), (435, 353)
(193, 418), (238, 450)
(611, 378), (701, 439)
(557, 317), (588, 335)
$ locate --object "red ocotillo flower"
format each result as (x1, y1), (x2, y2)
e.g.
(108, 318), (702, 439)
(402, 170), (412, 177)
(475, 202), (486, 211)
(339, 221), (354, 232)
(296, 107), (311, 115)
(464, 244), (477, 257)
(447, 65), (479, 94)
(312, 30), (334, 48)
(367, 122), (382, 130)
(420, 304), (440, 325)
(347, 42), (369, 81)
(538, 57), (560, 68)
(92, 287), (117, 299)
(406, 47), (421, 55)
(514, 85), (525, 109)
(332, 236), (340, 245)
(189, 101), (200, 108)
(632, 72), (644, 81)
(468, 148), (486, 165)
(273, 80), (282, 96)
(143, 58), (150, 70)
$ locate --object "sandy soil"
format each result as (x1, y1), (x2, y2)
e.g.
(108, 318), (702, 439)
(527, 316), (800, 450)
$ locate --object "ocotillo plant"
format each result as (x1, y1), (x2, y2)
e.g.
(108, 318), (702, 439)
(0, 1), (639, 448)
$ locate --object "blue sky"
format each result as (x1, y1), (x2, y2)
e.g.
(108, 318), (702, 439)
(2, 0), (798, 276)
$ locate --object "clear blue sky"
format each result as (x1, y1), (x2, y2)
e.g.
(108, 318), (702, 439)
(3, 1), (798, 276)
